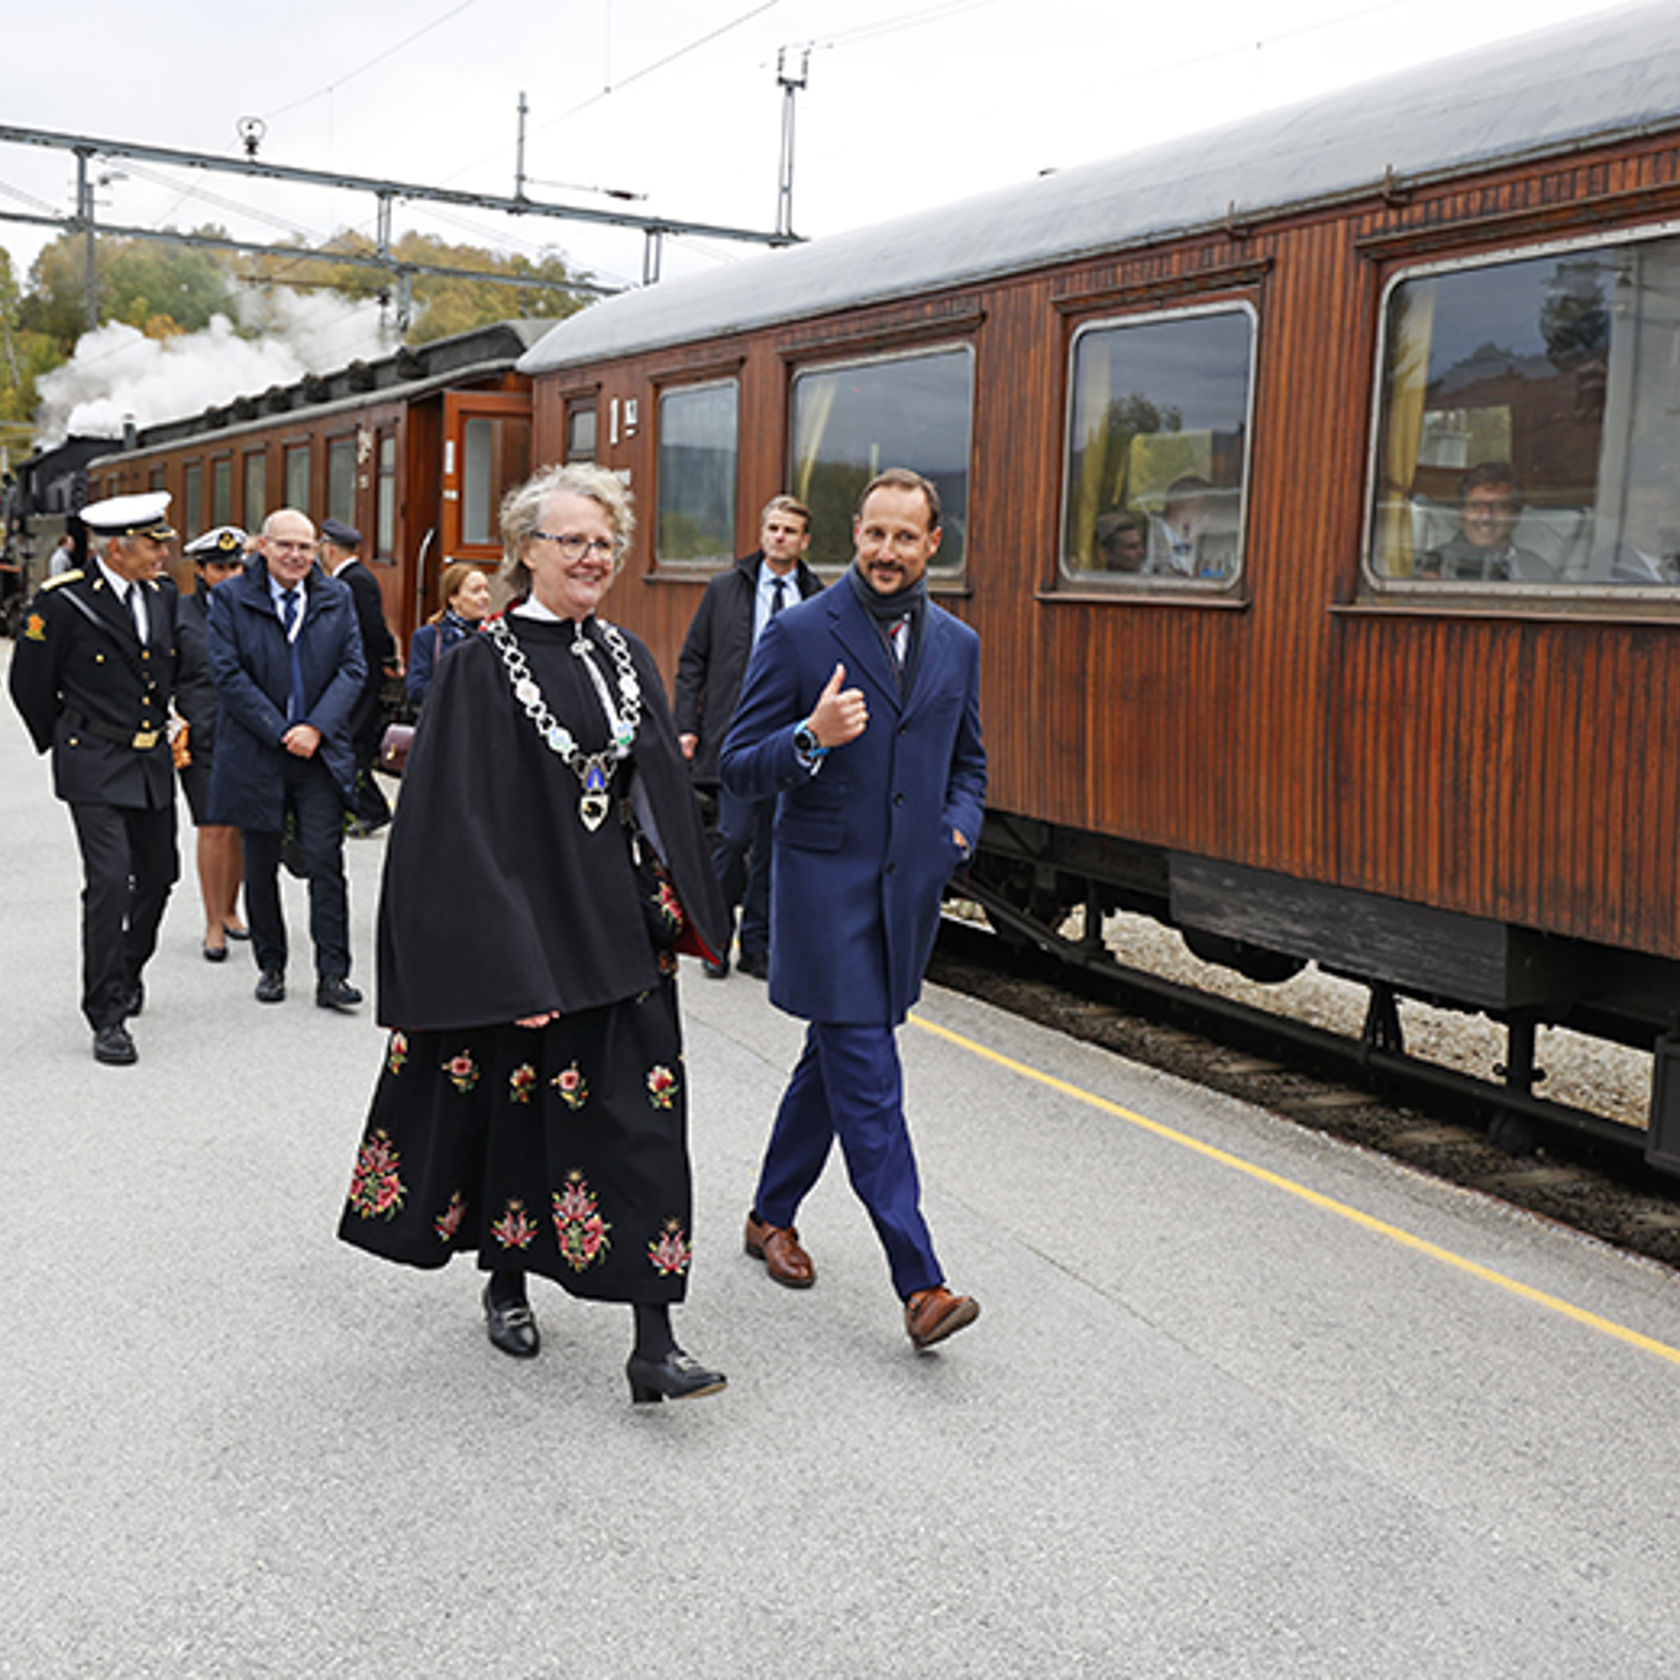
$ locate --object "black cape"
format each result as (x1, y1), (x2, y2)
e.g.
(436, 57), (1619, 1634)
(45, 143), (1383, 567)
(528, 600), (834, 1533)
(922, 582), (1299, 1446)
(376, 613), (726, 1031)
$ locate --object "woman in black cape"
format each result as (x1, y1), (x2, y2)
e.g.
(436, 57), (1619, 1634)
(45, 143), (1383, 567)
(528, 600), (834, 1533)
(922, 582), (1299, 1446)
(338, 463), (730, 1404)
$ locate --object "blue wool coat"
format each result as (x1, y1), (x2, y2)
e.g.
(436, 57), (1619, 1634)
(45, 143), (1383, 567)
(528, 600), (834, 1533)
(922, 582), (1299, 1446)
(719, 574), (986, 1026)
(206, 559), (365, 830)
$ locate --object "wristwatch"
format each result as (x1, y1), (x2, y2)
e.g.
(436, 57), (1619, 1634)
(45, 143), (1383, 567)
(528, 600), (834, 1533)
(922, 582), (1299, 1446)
(792, 719), (827, 759)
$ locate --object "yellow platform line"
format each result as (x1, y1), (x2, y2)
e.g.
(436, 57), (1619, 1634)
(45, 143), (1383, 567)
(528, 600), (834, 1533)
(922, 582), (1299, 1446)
(911, 1013), (1680, 1369)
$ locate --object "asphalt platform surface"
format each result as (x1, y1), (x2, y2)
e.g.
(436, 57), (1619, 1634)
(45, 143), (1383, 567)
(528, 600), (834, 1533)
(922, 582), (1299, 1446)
(6, 645), (1680, 1677)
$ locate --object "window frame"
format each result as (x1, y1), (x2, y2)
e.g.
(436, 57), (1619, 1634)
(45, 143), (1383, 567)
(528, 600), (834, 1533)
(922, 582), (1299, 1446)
(1057, 298), (1259, 595)
(652, 376), (741, 570)
(1361, 219), (1680, 605)
(786, 339), (977, 579)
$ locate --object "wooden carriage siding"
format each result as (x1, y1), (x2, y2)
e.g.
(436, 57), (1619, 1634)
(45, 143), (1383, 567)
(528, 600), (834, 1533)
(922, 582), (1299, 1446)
(517, 4), (1680, 985)
(82, 320), (549, 641)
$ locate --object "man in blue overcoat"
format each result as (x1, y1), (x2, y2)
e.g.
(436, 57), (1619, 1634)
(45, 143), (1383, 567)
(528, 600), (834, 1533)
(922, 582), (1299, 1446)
(207, 507), (366, 1011)
(720, 468), (987, 1350)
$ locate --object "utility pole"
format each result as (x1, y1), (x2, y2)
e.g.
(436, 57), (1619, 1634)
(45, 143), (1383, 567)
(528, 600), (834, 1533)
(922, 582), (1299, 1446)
(776, 47), (810, 242)
(75, 149), (97, 335)
(515, 92), (528, 201)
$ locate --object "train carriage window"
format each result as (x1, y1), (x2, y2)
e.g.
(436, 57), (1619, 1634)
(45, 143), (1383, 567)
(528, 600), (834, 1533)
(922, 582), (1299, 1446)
(148, 468), (165, 495)
(182, 461), (204, 540)
(1369, 232), (1680, 593)
(327, 437), (356, 531)
(376, 433), (396, 559)
(790, 347), (973, 571)
(285, 445), (310, 515)
(211, 458), (232, 528)
(461, 415), (531, 547)
(656, 381), (738, 564)
(566, 401), (597, 465)
(1062, 305), (1254, 586)
(243, 451), (266, 529)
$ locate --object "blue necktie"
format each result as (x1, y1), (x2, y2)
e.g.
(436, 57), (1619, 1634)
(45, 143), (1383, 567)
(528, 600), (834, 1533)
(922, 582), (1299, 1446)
(281, 589), (306, 724)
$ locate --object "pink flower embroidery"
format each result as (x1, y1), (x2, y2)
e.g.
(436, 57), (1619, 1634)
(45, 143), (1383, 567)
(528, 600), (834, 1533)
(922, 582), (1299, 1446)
(551, 1062), (588, 1110)
(646, 1065), (678, 1110)
(647, 1219), (692, 1276)
(552, 1171), (611, 1272)
(490, 1199), (538, 1250)
(386, 1032), (408, 1074)
(434, 1192), (466, 1242)
(347, 1129), (406, 1220)
(509, 1063), (537, 1104)
(655, 878), (685, 933)
(443, 1050), (479, 1093)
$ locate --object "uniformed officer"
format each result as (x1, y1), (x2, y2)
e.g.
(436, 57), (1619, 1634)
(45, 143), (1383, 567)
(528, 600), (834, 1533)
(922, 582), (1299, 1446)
(8, 491), (181, 1065)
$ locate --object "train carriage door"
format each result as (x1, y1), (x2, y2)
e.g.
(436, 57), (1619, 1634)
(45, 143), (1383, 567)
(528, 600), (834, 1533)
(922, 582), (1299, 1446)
(440, 392), (533, 569)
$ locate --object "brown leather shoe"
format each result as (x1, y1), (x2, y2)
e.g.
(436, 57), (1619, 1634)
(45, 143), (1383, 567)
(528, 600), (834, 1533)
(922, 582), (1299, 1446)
(744, 1212), (815, 1288)
(904, 1286), (980, 1350)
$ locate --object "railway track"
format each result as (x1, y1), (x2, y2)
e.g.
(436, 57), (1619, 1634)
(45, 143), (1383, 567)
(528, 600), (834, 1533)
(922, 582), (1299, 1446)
(929, 911), (1680, 1273)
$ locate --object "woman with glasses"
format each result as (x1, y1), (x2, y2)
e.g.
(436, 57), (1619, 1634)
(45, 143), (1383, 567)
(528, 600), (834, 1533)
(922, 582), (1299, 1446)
(338, 463), (730, 1405)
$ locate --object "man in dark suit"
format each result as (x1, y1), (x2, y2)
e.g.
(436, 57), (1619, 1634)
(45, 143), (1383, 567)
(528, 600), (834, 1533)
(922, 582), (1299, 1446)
(319, 516), (399, 833)
(208, 507), (366, 1011)
(720, 468), (987, 1350)
(8, 492), (180, 1064)
(674, 494), (822, 978)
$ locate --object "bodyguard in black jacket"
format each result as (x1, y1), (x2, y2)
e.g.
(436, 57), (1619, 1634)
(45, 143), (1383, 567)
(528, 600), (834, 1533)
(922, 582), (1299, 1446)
(673, 494), (821, 976)
(7, 492), (180, 1064)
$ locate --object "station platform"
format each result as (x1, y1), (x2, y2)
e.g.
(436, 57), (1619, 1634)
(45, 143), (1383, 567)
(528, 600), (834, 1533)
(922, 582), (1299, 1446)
(5, 665), (1680, 1678)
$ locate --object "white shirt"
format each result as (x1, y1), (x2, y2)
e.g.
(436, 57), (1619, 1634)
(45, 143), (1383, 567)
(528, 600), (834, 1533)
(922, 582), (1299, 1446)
(268, 574), (306, 642)
(753, 561), (796, 642)
(95, 556), (149, 642)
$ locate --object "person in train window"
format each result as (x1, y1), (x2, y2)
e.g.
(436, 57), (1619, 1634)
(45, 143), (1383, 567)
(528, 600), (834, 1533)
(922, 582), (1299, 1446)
(720, 467), (988, 1352)
(6, 492), (180, 1066)
(1419, 462), (1557, 583)
(175, 525), (252, 963)
(1094, 507), (1149, 573)
(674, 493), (824, 980)
(1148, 475), (1236, 578)
(405, 561), (492, 708)
(337, 463), (730, 1404)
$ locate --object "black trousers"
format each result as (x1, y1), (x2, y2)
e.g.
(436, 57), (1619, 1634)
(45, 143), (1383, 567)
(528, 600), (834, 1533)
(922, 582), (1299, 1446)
(69, 800), (178, 1030)
(711, 785), (773, 960)
(347, 685), (391, 827)
(242, 754), (351, 982)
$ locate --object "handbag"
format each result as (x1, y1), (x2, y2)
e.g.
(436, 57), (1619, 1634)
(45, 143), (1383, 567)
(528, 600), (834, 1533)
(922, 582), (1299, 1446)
(379, 722), (415, 776)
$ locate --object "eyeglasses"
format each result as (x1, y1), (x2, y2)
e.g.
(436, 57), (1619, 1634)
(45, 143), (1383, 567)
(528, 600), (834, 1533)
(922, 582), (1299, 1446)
(533, 531), (622, 561)
(267, 540), (317, 555)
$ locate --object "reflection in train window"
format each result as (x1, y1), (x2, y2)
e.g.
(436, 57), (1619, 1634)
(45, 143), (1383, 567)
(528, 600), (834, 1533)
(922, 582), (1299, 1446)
(1370, 233), (1680, 590)
(656, 381), (738, 564)
(244, 451), (266, 530)
(183, 461), (204, 540)
(1063, 305), (1254, 585)
(790, 346), (973, 571)
(566, 401), (597, 465)
(327, 437), (356, 532)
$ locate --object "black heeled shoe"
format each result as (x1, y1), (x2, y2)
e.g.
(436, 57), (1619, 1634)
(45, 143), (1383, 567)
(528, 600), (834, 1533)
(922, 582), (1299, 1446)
(626, 1348), (727, 1404)
(482, 1282), (540, 1358)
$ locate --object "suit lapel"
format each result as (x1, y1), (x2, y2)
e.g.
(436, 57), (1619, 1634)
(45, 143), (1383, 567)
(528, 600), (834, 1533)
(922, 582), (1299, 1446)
(830, 584), (902, 712)
(86, 572), (140, 647)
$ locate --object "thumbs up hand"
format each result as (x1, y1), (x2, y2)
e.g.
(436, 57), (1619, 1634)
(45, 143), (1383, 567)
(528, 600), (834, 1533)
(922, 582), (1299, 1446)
(807, 662), (868, 748)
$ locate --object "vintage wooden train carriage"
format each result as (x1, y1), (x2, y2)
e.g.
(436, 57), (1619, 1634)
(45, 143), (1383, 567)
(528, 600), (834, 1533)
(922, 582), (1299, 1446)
(83, 319), (546, 637)
(516, 4), (1680, 1129)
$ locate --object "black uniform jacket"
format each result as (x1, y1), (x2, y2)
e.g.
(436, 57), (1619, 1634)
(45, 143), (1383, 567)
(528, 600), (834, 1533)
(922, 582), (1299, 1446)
(337, 556), (397, 692)
(8, 566), (178, 809)
(672, 550), (823, 787)
(376, 613), (728, 1032)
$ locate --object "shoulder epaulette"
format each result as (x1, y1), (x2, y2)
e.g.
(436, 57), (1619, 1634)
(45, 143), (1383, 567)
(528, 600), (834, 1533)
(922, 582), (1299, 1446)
(41, 569), (83, 590)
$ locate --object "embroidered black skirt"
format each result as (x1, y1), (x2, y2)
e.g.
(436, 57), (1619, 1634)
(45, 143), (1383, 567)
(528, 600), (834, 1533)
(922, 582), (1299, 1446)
(337, 972), (694, 1304)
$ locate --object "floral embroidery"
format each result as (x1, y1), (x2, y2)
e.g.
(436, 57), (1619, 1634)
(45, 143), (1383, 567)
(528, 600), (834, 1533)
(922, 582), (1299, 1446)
(25, 612), (46, 643)
(509, 1063), (537, 1104)
(347, 1129), (406, 1220)
(646, 1064), (678, 1109)
(386, 1031), (408, 1075)
(655, 949), (678, 980)
(443, 1049), (479, 1093)
(552, 1171), (611, 1272)
(647, 1219), (692, 1276)
(551, 1062), (588, 1109)
(653, 877), (685, 935)
(434, 1192), (467, 1242)
(490, 1199), (538, 1250)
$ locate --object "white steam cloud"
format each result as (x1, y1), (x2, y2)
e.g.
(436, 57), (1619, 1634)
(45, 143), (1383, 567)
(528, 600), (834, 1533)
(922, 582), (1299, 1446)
(35, 289), (398, 446)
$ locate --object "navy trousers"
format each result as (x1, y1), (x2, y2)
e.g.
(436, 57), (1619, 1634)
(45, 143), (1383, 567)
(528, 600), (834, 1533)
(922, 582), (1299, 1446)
(752, 1021), (944, 1299)
(69, 800), (178, 1029)
(241, 754), (351, 981)
(711, 785), (772, 960)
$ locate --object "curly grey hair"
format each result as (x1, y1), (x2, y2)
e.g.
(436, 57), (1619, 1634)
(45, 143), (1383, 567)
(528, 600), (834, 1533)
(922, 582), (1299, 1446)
(499, 463), (636, 597)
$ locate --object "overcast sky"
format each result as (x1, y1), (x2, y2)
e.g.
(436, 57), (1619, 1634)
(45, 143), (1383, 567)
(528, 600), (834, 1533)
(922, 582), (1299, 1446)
(0, 0), (1653, 302)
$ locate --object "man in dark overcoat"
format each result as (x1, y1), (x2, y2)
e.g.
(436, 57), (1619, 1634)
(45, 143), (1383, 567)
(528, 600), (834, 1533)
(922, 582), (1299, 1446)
(720, 468), (987, 1350)
(319, 516), (399, 833)
(7, 492), (180, 1065)
(207, 507), (366, 1011)
(675, 493), (822, 978)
